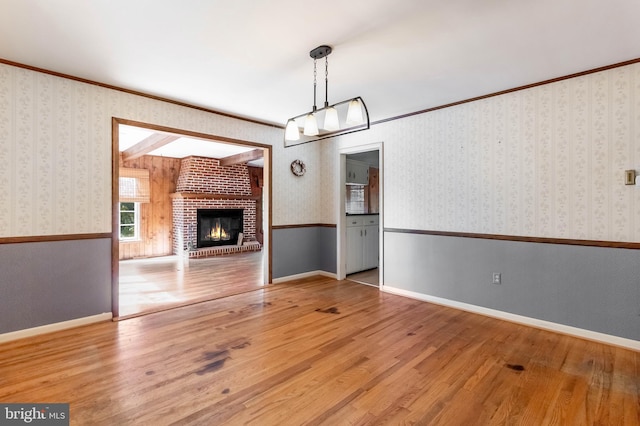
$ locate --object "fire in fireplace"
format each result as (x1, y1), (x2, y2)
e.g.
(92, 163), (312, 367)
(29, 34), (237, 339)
(197, 209), (243, 248)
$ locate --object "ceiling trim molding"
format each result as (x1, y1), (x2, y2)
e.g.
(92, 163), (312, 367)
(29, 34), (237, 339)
(3, 56), (639, 132)
(372, 57), (640, 127)
(0, 57), (284, 129)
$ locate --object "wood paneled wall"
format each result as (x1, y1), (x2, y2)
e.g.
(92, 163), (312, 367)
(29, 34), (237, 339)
(119, 155), (181, 260)
(368, 167), (379, 214)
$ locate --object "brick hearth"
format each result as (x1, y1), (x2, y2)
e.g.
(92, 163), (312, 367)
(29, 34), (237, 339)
(186, 241), (262, 258)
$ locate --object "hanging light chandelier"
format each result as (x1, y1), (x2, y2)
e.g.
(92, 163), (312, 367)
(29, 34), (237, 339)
(284, 45), (370, 147)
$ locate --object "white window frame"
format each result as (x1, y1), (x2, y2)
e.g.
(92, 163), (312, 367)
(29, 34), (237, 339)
(119, 202), (140, 241)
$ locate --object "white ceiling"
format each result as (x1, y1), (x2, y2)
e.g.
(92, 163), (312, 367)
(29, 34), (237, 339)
(2, 0), (640, 155)
(118, 124), (265, 167)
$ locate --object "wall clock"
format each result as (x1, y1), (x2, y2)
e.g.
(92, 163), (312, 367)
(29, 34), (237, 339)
(290, 159), (306, 177)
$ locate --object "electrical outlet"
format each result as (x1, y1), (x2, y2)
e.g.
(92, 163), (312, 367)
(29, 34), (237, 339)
(625, 170), (636, 185)
(492, 272), (501, 285)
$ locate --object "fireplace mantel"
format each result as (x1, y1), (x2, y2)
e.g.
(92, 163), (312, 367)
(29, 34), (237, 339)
(170, 192), (260, 200)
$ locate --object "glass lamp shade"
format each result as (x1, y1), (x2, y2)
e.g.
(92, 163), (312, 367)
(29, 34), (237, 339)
(323, 106), (340, 131)
(303, 113), (319, 136)
(346, 98), (364, 125)
(284, 97), (368, 147)
(285, 119), (300, 141)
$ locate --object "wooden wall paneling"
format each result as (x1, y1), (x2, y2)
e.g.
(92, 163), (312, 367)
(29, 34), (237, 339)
(157, 156), (180, 257)
(137, 157), (149, 258)
(131, 156), (144, 259)
(150, 156), (163, 256)
(368, 167), (379, 214)
(165, 158), (181, 255)
(119, 155), (181, 260)
(363, 186), (370, 214)
(119, 241), (127, 260)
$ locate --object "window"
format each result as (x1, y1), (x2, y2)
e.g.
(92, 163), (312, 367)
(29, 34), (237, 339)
(119, 168), (150, 203)
(118, 167), (148, 241)
(346, 185), (366, 214)
(119, 202), (140, 240)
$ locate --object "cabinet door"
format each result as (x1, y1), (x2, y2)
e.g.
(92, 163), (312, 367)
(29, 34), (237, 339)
(346, 160), (369, 185)
(354, 162), (369, 185)
(346, 225), (364, 274)
(363, 224), (379, 270)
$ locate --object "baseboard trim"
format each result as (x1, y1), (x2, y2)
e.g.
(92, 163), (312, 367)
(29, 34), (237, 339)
(272, 270), (337, 284)
(0, 313), (113, 343)
(382, 285), (640, 352)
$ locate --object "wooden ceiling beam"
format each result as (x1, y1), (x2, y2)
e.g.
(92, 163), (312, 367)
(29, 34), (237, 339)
(122, 134), (180, 161)
(219, 148), (263, 166)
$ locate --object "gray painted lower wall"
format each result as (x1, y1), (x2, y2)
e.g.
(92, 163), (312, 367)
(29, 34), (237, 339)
(317, 227), (337, 274)
(0, 228), (338, 334)
(0, 239), (112, 334)
(384, 231), (640, 341)
(272, 226), (336, 279)
(9, 229), (632, 343)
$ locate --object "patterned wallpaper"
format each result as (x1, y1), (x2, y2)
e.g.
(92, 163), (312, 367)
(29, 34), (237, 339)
(0, 62), (320, 237)
(273, 141), (323, 225)
(328, 62), (640, 242)
(3, 60), (639, 240)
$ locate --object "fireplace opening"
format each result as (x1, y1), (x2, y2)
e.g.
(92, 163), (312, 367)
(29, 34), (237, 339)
(197, 209), (243, 248)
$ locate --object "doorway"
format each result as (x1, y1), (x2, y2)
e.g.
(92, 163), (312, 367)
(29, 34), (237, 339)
(338, 143), (383, 288)
(112, 118), (271, 318)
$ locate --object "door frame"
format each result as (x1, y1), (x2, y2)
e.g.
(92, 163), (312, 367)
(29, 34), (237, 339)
(111, 117), (272, 318)
(337, 142), (384, 288)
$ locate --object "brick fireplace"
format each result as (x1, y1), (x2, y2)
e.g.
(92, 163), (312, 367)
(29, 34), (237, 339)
(171, 156), (258, 255)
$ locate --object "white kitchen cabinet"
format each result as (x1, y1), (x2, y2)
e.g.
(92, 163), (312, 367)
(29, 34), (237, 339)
(346, 220), (364, 274)
(346, 159), (369, 185)
(362, 219), (379, 270)
(346, 215), (379, 274)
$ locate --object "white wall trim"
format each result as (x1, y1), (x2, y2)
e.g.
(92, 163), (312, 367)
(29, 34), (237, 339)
(272, 270), (337, 284)
(382, 285), (640, 352)
(0, 313), (113, 344)
(337, 142), (384, 285)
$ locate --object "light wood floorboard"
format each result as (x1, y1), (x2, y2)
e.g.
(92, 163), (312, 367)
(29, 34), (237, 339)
(1, 276), (638, 425)
(347, 267), (379, 287)
(118, 251), (264, 318)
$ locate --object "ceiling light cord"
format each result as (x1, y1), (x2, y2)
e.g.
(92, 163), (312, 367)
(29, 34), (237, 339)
(312, 58), (317, 112)
(325, 56), (329, 108)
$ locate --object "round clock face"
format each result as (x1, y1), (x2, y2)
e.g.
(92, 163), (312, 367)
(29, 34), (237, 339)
(290, 159), (306, 176)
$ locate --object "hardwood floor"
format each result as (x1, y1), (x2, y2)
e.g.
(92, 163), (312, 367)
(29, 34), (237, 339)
(1, 276), (638, 425)
(118, 251), (264, 318)
(348, 267), (379, 287)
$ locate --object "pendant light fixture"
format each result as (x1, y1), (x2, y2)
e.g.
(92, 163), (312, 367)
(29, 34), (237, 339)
(284, 45), (370, 147)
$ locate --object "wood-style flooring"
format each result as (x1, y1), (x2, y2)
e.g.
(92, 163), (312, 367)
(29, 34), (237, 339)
(118, 251), (264, 318)
(347, 267), (379, 287)
(1, 276), (638, 425)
